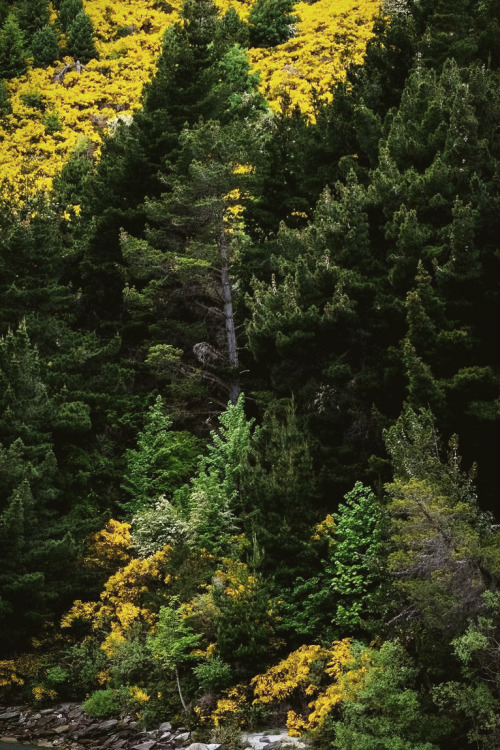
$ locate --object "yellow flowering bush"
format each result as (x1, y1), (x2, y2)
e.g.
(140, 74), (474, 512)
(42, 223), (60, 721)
(0, 0), (382, 202)
(32, 684), (58, 701)
(249, 0), (382, 119)
(0, 660), (24, 687)
(209, 683), (249, 726)
(61, 544), (172, 656)
(251, 639), (354, 735)
(84, 518), (133, 569)
(0, 0), (176, 203)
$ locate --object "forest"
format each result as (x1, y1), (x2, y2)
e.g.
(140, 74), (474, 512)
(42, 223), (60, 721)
(0, 0), (499, 748)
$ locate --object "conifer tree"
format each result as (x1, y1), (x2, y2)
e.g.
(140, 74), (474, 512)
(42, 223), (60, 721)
(248, 0), (297, 48)
(0, 13), (27, 79)
(67, 10), (97, 63)
(31, 23), (60, 67)
(16, 0), (50, 39)
(58, 0), (84, 32)
(122, 395), (199, 513)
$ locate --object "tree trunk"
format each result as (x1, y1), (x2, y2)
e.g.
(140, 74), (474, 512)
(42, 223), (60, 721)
(218, 228), (240, 404)
(174, 665), (189, 713)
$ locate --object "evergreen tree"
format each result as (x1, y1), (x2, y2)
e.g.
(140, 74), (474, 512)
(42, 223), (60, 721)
(31, 23), (60, 67)
(122, 395), (200, 513)
(58, 0), (84, 32)
(0, 13), (27, 79)
(248, 0), (297, 48)
(67, 10), (97, 63)
(330, 482), (385, 633)
(16, 0), (50, 39)
(384, 407), (497, 634)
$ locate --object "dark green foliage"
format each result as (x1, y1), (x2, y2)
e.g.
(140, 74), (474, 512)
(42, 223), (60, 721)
(31, 23), (60, 67)
(0, 2), (498, 744)
(67, 10), (97, 63)
(248, 0), (297, 48)
(58, 0), (84, 32)
(0, 13), (27, 79)
(239, 400), (320, 586)
(0, 323), (80, 653)
(0, 76), (10, 114)
(16, 0), (50, 38)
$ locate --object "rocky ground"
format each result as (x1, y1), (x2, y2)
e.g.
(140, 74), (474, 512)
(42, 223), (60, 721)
(0, 705), (306, 750)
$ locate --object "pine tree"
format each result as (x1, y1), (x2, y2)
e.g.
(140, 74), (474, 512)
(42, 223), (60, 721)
(0, 13), (27, 79)
(16, 0), (50, 39)
(122, 395), (200, 513)
(248, 0), (297, 48)
(58, 0), (84, 32)
(31, 23), (60, 67)
(67, 10), (97, 63)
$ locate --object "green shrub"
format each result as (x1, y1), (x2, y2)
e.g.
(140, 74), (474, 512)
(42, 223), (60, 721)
(82, 688), (122, 718)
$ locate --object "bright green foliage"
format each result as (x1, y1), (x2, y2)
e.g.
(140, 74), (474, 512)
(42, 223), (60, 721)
(433, 591), (500, 749)
(180, 394), (255, 553)
(384, 407), (496, 633)
(31, 24), (60, 67)
(330, 482), (384, 632)
(122, 395), (200, 513)
(147, 599), (200, 711)
(147, 600), (200, 671)
(332, 640), (446, 750)
(193, 655), (232, 694)
(248, 0), (297, 48)
(67, 10), (98, 63)
(82, 688), (123, 718)
(0, 13), (27, 79)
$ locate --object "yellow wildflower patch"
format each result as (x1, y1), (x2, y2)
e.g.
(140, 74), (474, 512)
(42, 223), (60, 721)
(249, 0), (382, 120)
(0, 660), (24, 687)
(0, 0), (382, 201)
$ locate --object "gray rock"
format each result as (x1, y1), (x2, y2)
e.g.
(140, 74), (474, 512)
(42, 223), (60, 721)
(159, 732), (173, 741)
(41, 708), (55, 715)
(159, 722), (172, 732)
(0, 711), (20, 719)
(186, 743), (209, 750)
(99, 719), (119, 730)
(54, 724), (71, 733)
(0, 737), (19, 743)
(131, 741), (157, 750)
(175, 733), (191, 745)
(207, 744), (222, 750)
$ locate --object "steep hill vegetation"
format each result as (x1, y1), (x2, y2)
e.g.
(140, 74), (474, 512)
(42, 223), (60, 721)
(0, 0), (499, 748)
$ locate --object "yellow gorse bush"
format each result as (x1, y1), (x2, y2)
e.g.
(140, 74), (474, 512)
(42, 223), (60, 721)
(249, 0), (382, 121)
(0, 0), (176, 203)
(0, 660), (24, 687)
(0, 0), (381, 202)
(251, 639), (354, 735)
(61, 531), (172, 656)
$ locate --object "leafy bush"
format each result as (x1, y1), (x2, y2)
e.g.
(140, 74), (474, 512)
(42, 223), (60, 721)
(83, 688), (123, 718)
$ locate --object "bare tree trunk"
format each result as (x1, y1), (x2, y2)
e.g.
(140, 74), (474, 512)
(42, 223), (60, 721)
(218, 229), (240, 404)
(174, 666), (189, 713)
